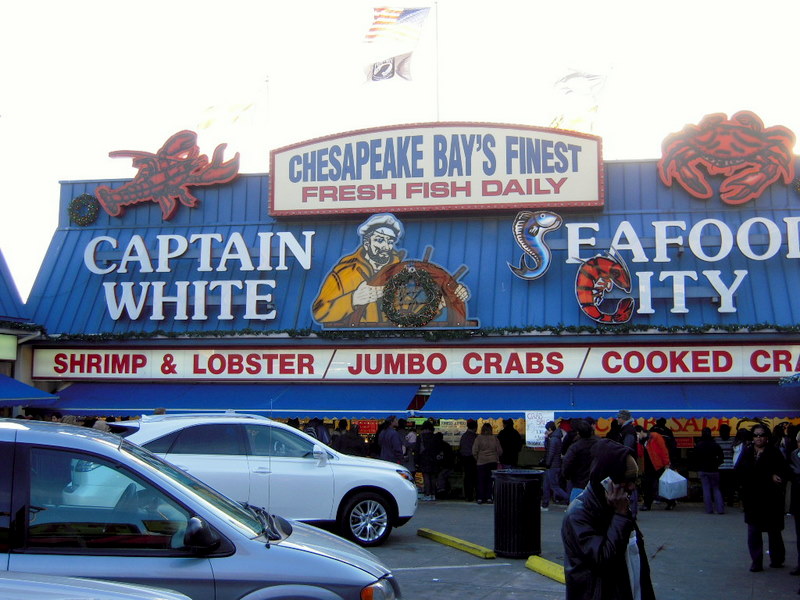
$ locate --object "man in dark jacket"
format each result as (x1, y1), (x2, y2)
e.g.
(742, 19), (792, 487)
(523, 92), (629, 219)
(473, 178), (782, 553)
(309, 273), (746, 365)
(542, 421), (569, 509)
(562, 439), (656, 600)
(497, 418), (524, 468)
(459, 420), (478, 502)
(694, 427), (725, 514)
(562, 418), (598, 502)
(378, 415), (404, 464)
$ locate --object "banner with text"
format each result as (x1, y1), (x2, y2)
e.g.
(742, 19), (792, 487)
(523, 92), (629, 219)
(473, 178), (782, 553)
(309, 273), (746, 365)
(32, 343), (800, 381)
(269, 123), (603, 216)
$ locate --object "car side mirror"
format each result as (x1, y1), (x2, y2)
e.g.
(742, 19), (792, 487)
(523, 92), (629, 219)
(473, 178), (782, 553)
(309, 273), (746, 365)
(184, 516), (221, 554)
(312, 444), (328, 465)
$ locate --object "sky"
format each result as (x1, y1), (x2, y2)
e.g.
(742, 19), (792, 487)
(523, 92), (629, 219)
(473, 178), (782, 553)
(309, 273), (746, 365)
(2, 0), (799, 301)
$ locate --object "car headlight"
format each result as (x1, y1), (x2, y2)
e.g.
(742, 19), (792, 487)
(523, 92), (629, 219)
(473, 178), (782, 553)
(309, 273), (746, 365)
(396, 469), (414, 483)
(360, 577), (398, 600)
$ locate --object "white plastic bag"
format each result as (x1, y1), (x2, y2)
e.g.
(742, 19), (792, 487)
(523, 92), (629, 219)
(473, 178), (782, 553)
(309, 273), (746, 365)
(658, 467), (687, 500)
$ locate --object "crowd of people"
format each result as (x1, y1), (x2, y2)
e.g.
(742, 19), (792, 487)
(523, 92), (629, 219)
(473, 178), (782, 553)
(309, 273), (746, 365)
(560, 411), (800, 599)
(365, 415), (524, 504)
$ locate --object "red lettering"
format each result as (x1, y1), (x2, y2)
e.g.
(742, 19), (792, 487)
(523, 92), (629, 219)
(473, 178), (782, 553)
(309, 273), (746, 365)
(525, 353), (544, 374)
(279, 354), (294, 374)
(208, 354), (225, 375)
(193, 354), (207, 374)
(228, 354), (244, 374)
(246, 354), (261, 375)
(713, 351), (733, 372)
(298, 354), (314, 375)
(408, 353), (425, 375)
(504, 353), (524, 374)
(602, 351), (622, 374)
(111, 354), (130, 373)
(428, 353), (447, 375)
(646, 351), (668, 373)
(463, 352), (481, 375)
(669, 350), (690, 372)
(132, 355), (146, 373)
(384, 354), (405, 375)
(262, 354), (278, 374)
(692, 351), (710, 373)
(546, 352), (564, 374)
(624, 351), (645, 373)
(750, 349), (770, 373)
(484, 353), (502, 374)
(773, 350), (793, 372)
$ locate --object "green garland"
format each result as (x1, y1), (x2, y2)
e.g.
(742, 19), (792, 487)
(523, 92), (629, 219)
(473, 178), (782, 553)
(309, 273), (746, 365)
(68, 194), (100, 226)
(381, 266), (443, 327)
(46, 322), (800, 343)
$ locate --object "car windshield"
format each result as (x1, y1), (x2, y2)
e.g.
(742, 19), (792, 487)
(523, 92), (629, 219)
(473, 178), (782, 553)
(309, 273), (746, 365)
(121, 439), (264, 537)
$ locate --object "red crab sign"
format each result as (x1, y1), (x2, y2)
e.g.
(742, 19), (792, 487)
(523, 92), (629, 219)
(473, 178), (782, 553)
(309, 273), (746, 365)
(657, 111), (796, 205)
(95, 130), (240, 220)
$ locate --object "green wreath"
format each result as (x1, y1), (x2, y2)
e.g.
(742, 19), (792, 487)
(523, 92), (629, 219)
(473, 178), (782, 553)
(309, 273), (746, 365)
(68, 194), (100, 226)
(382, 266), (443, 327)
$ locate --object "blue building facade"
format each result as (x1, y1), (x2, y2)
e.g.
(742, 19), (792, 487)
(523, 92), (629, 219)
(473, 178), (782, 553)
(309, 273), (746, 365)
(22, 121), (800, 425)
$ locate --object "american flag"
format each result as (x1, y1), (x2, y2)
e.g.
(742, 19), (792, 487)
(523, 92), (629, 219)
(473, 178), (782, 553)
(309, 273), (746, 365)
(364, 7), (430, 45)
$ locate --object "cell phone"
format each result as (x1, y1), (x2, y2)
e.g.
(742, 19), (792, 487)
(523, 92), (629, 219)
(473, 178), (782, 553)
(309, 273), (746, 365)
(601, 477), (614, 494)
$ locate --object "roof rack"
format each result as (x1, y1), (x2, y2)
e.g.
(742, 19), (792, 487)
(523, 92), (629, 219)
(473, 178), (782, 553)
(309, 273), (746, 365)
(140, 411), (271, 422)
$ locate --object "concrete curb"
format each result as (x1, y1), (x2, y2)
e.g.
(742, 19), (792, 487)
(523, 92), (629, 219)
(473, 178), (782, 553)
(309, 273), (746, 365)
(525, 555), (566, 584)
(416, 528), (497, 559)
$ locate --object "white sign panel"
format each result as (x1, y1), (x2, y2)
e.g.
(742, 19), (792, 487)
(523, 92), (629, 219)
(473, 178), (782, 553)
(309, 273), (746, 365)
(326, 346), (586, 380)
(526, 410), (554, 447)
(580, 345), (800, 380)
(32, 348), (335, 381)
(270, 123), (603, 216)
(32, 343), (800, 382)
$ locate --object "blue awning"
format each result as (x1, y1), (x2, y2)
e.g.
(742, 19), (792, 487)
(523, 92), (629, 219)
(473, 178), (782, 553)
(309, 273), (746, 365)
(40, 382), (419, 418)
(420, 383), (800, 419)
(0, 374), (57, 407)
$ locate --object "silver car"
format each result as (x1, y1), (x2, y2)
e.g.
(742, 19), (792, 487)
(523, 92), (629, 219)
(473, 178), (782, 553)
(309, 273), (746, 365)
(0, 571), (190, 600)
(0, 420), (400, 600)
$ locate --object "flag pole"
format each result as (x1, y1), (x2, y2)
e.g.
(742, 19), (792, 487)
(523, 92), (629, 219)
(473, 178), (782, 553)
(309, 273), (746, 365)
(434, 1), (440, 121)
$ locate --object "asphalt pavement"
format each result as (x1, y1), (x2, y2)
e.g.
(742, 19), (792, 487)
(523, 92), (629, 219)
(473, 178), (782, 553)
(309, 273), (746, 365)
(369, 498), (799, 600)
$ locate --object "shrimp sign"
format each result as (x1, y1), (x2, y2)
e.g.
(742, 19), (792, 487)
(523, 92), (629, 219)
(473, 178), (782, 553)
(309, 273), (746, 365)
(269, 123), (603, 216)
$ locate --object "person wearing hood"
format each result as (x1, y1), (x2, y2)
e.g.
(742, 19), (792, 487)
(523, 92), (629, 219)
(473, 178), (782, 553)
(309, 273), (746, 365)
(562, 438), (656, 600)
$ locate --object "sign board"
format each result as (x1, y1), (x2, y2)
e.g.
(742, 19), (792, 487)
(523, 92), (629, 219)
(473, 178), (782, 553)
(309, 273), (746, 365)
(270, 122), (603, 216)
(32, 343), (800, 382)
(525, 410), (554, 447)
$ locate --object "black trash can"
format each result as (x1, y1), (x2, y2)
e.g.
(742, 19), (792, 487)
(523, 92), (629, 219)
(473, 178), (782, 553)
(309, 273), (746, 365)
(493, 469), (544, 558)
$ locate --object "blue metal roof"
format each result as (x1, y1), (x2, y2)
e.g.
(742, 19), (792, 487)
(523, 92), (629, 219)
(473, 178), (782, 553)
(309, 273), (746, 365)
(0, 249), (28, 322)
(25, 159), (800, 336)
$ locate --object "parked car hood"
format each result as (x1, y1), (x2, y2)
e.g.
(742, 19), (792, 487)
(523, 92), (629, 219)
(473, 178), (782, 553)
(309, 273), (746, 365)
(333, 453), (404, 471)
(278, 520), (390, 578)
(0, 571), (189, 600)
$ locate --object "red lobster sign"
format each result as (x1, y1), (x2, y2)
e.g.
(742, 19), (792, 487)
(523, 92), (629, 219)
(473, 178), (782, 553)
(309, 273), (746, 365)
(95, 131), (240, 220)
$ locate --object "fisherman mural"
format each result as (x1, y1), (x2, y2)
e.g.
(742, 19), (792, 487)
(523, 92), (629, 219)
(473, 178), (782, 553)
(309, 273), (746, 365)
(312, 213), (475, 329)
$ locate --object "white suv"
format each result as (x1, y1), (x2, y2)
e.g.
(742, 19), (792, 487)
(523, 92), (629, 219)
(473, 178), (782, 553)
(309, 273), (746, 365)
(123, 413), (417, 546)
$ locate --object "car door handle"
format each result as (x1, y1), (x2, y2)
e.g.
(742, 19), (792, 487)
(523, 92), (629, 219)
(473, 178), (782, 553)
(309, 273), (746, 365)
(252, 467), (271, 474)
